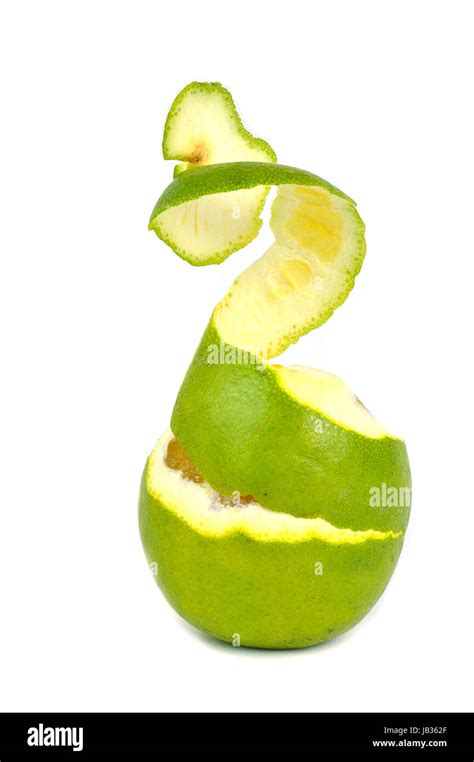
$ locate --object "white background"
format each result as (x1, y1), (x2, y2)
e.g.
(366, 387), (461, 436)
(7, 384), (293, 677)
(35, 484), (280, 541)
(1, 0), (473, 713)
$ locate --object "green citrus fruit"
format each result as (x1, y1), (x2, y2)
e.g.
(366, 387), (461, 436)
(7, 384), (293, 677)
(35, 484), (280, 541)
(140, 83), (411, 649)
(139, 428), (405, 649)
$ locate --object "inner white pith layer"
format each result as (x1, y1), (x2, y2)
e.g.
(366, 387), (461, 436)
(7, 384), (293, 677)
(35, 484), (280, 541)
(213, 184), (365, 358)
(146, 429), (401, 545)
(272, 365), (393, 439)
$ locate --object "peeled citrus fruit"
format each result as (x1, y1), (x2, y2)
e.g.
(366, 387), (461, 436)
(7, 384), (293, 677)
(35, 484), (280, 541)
(139, 83), (411, 649)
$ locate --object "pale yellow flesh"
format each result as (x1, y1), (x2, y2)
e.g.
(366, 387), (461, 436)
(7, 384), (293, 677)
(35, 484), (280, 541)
(213, 184), (363, 357)
(154, 187), (267, 263)
(164, 87), (275, 169)
(147, 430), (401, 544)
(273, 365), (391, 439)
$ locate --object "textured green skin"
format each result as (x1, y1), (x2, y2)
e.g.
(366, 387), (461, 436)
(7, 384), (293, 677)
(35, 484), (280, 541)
(149, 162), (360, 267)
(149, 161), (350, 226)
(171, 323), (411, 534)
(139, 468), (404, 649)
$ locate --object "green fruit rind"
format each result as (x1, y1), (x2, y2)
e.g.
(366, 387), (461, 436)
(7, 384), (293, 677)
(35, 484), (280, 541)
(171, 322), (411, 533)
(139, 430), (404, 649)
(173, 162), (188, 177)
(150, 161), (350, 222)
(149, 162), (360, 272)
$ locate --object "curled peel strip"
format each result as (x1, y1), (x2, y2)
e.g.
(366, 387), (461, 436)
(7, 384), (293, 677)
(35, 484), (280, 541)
(148, 159), (410, 533)
(149, 161), (365, 357)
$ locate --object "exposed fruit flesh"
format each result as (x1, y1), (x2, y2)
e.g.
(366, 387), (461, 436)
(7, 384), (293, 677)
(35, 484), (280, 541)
(165, 437), (254, 507)
(149, 430), (402, 543)
(165, 437), (204, 484)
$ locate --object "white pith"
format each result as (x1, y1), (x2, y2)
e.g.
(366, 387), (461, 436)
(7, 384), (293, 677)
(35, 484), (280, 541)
(147, 429), (401, 544)
(163, 86), (275, 166)
(213, 184), (364, 358)
(273, 365), (392, 440)
(153, 186), (267, 263)
(158, 83), (276, 262)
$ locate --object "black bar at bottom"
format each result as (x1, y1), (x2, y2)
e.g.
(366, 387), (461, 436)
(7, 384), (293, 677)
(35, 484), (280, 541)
(0, 713), (472, 758)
